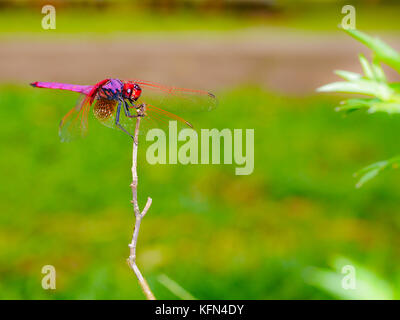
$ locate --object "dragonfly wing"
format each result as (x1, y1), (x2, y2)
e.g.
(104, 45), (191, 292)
(128, 80), (218, 113)
(137, 105), (191, 136)
(59, 94), (91, 142)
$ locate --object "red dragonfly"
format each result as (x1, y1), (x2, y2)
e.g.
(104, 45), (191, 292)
(30, 78), (217, 142)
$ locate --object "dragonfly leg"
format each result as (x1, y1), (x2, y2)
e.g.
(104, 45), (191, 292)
(123, 100), (139, 118)
(124, 100), (146, 118)
(115, 100), (134, 139)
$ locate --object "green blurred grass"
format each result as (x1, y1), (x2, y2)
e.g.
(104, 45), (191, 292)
(1, 5), (400, 36)
(1, 85), (400, 299)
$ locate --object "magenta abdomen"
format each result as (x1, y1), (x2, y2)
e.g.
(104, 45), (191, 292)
(31, 81), (92, 95)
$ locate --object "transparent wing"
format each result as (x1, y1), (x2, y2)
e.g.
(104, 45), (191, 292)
(92, 98), (193, 137)
(59, 94), (91, 142)
(139, 104), (194, 136)
(127, 79), (218, 113)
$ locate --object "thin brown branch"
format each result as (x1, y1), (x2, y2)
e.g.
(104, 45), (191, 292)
(127, 105), (156, 300)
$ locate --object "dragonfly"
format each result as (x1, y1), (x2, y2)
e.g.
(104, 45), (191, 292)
(30, 78), (217, 142)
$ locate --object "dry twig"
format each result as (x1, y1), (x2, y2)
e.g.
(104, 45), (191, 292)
(127, 105), (156, 300)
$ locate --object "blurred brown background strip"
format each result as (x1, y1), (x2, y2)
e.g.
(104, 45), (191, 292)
(1, 33), (399, 93)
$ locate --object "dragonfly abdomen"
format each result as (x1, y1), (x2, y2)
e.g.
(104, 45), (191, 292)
(30, 81), (92, 94)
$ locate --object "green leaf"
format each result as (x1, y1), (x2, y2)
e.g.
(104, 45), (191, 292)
(317, 79), (393, 100)
(304, 256), (394, 299)
(355, 167), (381, 188)
(367, 101), (400, 114)
(359, 54), (374, 79)
(345, 29), (400, 73)
(336, 99), (400, 114)
(372, 58), (386, 82)
(334, 70), (362, 81)
(354, 156), (400, 188)
(335, 98), (379, 113)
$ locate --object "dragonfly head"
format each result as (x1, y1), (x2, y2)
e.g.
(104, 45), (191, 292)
(123, 83), (142, 102)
